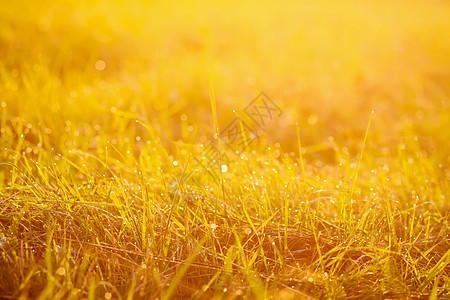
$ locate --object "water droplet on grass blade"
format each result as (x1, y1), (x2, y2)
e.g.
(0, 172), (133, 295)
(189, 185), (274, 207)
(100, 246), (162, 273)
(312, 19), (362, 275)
(57, 267), (65, 276)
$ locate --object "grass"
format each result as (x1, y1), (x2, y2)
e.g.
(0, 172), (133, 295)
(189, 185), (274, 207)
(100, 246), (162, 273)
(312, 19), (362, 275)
(0, 0), (450, 299)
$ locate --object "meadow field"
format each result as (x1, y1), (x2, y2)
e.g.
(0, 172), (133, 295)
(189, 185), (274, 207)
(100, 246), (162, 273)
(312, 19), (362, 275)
(0, 0), (450, 298)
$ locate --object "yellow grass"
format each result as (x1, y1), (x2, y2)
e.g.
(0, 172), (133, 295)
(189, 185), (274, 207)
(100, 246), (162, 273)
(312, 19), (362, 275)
(0, 0), (449, 298)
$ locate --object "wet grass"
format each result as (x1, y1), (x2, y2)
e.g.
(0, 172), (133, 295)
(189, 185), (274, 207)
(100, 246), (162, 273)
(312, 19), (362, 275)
(0, 0), (450, 299)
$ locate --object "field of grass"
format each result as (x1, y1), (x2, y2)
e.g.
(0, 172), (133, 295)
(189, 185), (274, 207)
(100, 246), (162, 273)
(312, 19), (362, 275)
(1, 0), (450, 299)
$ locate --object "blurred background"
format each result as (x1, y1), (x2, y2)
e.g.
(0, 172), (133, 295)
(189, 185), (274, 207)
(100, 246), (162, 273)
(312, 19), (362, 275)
(1, 0), (449, 168)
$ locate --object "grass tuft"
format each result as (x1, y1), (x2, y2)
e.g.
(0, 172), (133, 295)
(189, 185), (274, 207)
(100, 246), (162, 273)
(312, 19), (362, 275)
(1, 0), (450, 299)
